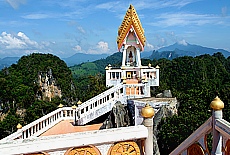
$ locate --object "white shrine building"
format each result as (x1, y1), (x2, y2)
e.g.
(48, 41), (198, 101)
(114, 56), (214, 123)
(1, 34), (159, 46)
(105, 4), (159, 99)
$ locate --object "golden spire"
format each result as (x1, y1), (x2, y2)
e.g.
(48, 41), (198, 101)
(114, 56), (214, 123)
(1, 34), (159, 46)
(117, 4), (146, 50)
(210, 96), (224, 110)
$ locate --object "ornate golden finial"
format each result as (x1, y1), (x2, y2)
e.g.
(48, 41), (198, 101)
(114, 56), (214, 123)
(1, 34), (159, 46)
(155, 65), (160, 69)
(141, 103), (155, 118)
(148, 63), (151, 67)
(17, 123), (22, 129)
(210, 96), (224, 110)
(72, 105), (77, 109)
(58, 103), (63, 108)
(77, 100), (82, 105)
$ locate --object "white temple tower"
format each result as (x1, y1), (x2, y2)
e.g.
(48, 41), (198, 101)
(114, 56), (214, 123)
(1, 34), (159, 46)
(105, 4), (160, 98)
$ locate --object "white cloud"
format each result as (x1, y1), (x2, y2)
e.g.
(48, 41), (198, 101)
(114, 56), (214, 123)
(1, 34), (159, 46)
(145, 40), (155, 50)
(0, 32), (26, 49)
(6, 0), (26, 9)
(22, 13), (52, 19)
(0, 31), (56, 57)
(77, 26), (86, 34)
(97, 41), (109, 52)
(0, 32), (40, 49)
(73, 45), (82, 51)
(177, 39), (188, 46)
(96, 0), (200, 12)
(149, 12), (230, 27)
(86, 41), (110, 54)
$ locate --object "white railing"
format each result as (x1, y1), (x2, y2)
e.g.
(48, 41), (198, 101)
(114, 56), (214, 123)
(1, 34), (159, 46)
(76, 83), (124, 125)
(1, 107), (74, 142)
(0, 125), (148, 155)
(0, 84), (125, 141)
(170, 117), (212, 155)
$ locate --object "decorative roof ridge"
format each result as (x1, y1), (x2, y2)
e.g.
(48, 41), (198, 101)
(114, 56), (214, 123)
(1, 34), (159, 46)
(117, 4), (146, 50)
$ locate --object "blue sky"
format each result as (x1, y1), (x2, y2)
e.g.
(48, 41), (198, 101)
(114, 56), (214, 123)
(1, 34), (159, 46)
(0, 0), (229, 58)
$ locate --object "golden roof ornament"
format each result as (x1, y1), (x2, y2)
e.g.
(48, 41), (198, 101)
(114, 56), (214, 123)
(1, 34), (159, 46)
(141, 103), (155, 118)
(58, 103), (63, 108)
(155, 65), (160, 69)
(77, 100), (82, 105)
(17, 123), (22, 129)
(72, 105), (77, 109)
(210, 96), (224, 110)
(117, 4), (146, 50)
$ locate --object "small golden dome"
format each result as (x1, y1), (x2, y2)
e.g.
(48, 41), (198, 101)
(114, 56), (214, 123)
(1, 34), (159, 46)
(155, 65), (160, 69)
(210, 96), (224, 110)
(58, 103), (63, 108)
(141, 103), (155, 118)
(148, 63), (151, 67)
(17, 123), (22, 129)
(72, 105), (77, 109)
(77, 100), (82, 105)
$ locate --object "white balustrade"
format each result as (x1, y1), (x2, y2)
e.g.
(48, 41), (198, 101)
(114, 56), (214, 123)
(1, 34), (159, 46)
(0, 125), (148, 155)
(1, 83), (126, 141)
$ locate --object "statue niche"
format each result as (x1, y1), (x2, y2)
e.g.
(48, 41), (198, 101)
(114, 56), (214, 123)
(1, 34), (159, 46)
(126, 46), (137, 66)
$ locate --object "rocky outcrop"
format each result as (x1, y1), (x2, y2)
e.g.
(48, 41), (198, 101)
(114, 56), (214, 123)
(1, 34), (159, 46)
(156, 90), (172, 98)
(100, 101), (131, 129)
(100, 98), (178, 155)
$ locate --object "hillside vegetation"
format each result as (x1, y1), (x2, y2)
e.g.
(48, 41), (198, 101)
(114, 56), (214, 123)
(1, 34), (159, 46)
(0, 51), (230, 155)
(0, 53), (76, 138)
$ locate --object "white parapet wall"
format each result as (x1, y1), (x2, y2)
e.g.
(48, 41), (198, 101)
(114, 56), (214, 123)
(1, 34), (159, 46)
(0, 125), (148, 155)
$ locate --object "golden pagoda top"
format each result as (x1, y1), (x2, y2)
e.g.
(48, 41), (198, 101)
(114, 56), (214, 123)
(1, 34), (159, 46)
(117, 4), (146, 50)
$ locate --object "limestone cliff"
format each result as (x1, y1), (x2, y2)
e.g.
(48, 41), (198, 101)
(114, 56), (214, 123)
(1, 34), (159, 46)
(100, 101), (131, 129)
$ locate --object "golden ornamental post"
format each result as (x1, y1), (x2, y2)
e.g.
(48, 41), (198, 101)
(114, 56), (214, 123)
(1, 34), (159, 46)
(210, 96), (224, 155)
(141, 103), (155, 155)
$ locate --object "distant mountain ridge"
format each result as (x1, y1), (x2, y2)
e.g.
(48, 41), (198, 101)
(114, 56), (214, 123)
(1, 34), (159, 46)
(62, 53), (109, 67)
(0, 57), (20, 70)
(0, 42), (229, 70)
(149, 42), (230, 60)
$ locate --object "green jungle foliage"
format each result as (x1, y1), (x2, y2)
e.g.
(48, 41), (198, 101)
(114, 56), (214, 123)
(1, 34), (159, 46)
(151, 52), (230, 154)
(0, 53), (75, 138)
(0, 51), (230, 155)
(70, 52), (122, 78)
